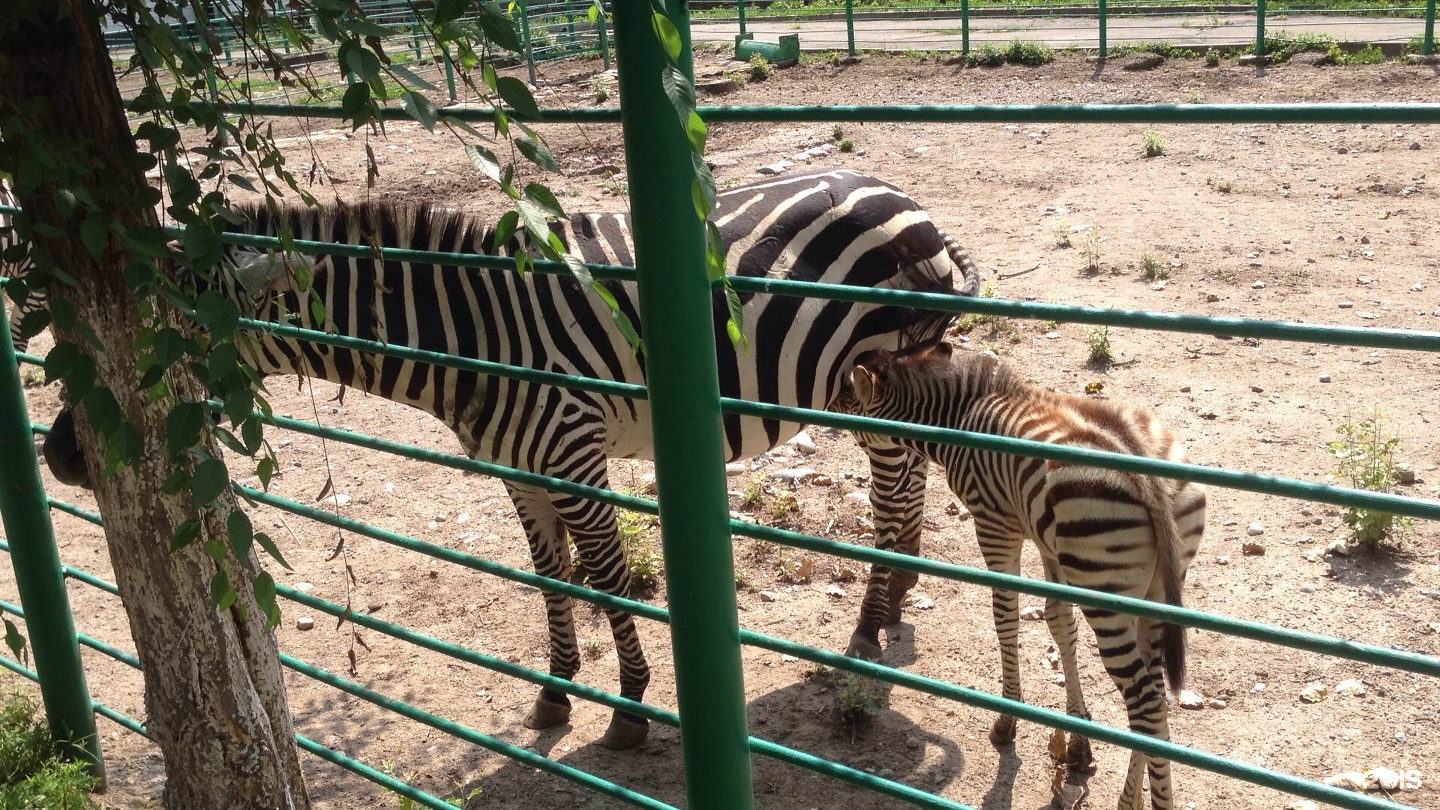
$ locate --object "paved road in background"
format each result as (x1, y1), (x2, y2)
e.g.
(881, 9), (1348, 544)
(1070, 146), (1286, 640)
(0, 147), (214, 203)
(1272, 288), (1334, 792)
(690, 12), (1429, 53)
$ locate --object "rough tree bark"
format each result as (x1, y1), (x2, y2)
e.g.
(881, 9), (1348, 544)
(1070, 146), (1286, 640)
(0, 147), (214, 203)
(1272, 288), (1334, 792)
(0, 4), (310, 808)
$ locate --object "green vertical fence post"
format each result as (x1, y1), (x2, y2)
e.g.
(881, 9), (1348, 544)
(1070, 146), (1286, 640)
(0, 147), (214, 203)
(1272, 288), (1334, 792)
(411, 7), (424, 61)
(737, 0), (747, 41)
(597, 11), (611, 70)
(441, 43), (457, 102)
(845, 0), (856, 56)
(1255, 0), (1266, 56)
(1425, 0), (1435, 55)
(960, 0), (969, 55)
(0, 303), (105, 781)
(1098, 0), (1107, 57)
(610, 0), (755, 807)
(517, 0), (539, 85)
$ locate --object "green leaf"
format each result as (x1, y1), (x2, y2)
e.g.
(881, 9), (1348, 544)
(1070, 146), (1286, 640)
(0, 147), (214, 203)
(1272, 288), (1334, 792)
(434, 0), (470, 26)
(496, 77), (541, 120)
(691, 152), (717, 220)
(254, 531), (292, 570)
(210, 570), (236, 611)
(651, 11), (682, 60)
(2, 619), (27, 666)
(194, 290), (240, 341)
(493, 209), (519, 251)
(725, 281), (749, 353)
(253, 572), (281, 630)
(104, 422), (142, 473)
(241, 416), (264, 456)
(152, 327), (189, 366)
(390, 63), (438, 92)
(161, 469), (189, 495)
(660, 65), (695, 131)
(685, 110), (708, 155)
(341, 82), (372, 130)
(705, 221), (727, 283)
(191, 457), (229, 506)
(257, 457), (277, 490)
(341, 40), (383, 82)
(166, 402), (207, 457)
(464, 144), (503, 184)
(227, 509), (254, 559)
(171, 519), (202, 551)
(523, 183), (565, 219)
(515, 137), (558, 173)
(475, 1), (523, 52)
(181, 220), (221, 269)
(515, 199), (554, 257)
(79, 210), (112, 261)
(214, 426), (250, 456)
(561, 253), (593, 287)
(83, 386), (122, 435)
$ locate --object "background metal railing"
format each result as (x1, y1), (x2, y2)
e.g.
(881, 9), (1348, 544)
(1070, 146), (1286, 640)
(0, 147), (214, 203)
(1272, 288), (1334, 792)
(3, 2), (1440, 809)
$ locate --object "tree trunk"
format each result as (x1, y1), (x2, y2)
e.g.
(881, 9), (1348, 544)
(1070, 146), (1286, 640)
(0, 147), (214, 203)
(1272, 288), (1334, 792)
(0, 4), (310, 808)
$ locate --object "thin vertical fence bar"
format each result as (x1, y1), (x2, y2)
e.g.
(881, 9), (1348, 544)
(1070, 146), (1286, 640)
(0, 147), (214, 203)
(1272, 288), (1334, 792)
(441, 43), (457, 102)
(845, 0), (856, 56)
(612, 0), (754, 805)
(0, 306), (104, 780)
(1426, 0), (1436, 55)
(737, 0), (747, 41)
(1256, 0), (1267, 56)
(960, 0), (969, 55)
(1098, 0), (1107, 56)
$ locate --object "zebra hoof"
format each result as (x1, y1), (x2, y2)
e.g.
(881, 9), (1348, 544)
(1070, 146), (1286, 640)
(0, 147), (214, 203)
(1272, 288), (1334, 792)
(989, 714), (1017, 745)
(1066, 734), (1095, 772)
(524, 691), (573, 730)
(599, 712), (649, 750)
(845, 631), (883, 662)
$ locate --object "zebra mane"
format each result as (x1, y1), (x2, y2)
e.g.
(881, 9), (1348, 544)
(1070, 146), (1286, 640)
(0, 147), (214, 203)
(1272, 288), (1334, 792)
(228, 197), (487, 250)
(882, 343), (1028, 402)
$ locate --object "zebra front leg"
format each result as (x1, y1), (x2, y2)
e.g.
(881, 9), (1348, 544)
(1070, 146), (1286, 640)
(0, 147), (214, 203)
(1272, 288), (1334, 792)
(507, 483), (582, 733)
(550, 483), (651, 751)
(847, 446), (927, 660)
(977, 524), (1025, 746)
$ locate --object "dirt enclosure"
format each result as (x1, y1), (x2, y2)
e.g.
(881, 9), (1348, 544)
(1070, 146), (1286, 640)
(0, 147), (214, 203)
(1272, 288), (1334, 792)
(5, 51), (1440, 810)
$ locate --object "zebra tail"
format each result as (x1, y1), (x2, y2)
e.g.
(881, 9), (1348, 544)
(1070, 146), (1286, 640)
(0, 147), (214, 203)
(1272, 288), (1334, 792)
(938, 228), (983, 297)
(1151, 492), (1188, 694)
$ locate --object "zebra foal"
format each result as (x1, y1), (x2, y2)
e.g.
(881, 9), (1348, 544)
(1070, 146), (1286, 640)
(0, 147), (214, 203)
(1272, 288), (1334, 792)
(836, 340), (1205, 810)
(29, 168), (983, 750)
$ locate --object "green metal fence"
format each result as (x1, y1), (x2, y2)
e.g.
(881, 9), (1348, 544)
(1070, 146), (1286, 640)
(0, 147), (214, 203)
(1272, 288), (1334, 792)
(3, 3), (1440, 809)
(698, 0), (1438, 58)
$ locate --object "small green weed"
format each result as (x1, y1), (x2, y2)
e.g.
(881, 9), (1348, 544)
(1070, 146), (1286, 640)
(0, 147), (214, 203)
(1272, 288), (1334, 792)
(838, 138), (855, 153)
(590, 75), (608, 103)
(1327, 411), (1413, 550)
(1205, 50), (1221, 67)
(1086, 324), (1114, 365)
(1261, 30), (1337, 62)
(1081, 227), (1102, 272)
(833, 673), (882, 741)
(19, 366), (44, 388)
(832, 123), (845, 142)
(1139, 251), (1169, 281)
(1053, 221), (1073, 249)
(1142, 130), (1166, 158)
(1332, 44), (1385, 65)
(739, 477), (766, 512)
(618, 506), (662, 593)
(748, 53), (773, 81)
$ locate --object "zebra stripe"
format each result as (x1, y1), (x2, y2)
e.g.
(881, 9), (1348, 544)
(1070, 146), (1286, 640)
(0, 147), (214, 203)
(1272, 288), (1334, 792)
(837, 340), (1205, 810)
(0, 180), (43, 354)
(40, 167), (983, 750)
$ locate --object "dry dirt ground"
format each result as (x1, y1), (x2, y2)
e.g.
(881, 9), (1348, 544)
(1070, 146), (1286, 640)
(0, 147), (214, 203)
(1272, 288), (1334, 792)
(4, 50), (1440, 810)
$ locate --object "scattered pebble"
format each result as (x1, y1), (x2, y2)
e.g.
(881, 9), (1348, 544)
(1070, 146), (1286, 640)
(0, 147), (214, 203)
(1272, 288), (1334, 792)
(294, 582), (314, 592)
(787, 431), (818, 455)
(296, 616), (316, 631)
(1327, 538), (1351, 556)
(455, 512), (470, 524)
(1251, 279), (1266, 287)
(1177, 689), (1205, 709)
(1205, 698), (1229, 710)
(324, 493), (351, 507)
(1246, 521), (1265, 536)
(1215, 555), (1230, 565)
(1338, 301), (1354, 309)
(1319, 373), (1333, 383)
(769, 467), (817, 484)
(758, 590), (779, 603)
(1300, 682), (1329, 703)
(725, 462), (747, 477)
(1335, 679), (1367, 697)
(1179, 385), (1191, 393)
(825, 584), (847, 598)
(910, 595), (935, 610)
(1045, 330), (1061, 339)
(1299, 583), (1317, 594)
(1242, 542), (1265, 555)
(1250, 385), (1264, 393)
(844, 491), (870, 505)
(811, 474), (834, 487)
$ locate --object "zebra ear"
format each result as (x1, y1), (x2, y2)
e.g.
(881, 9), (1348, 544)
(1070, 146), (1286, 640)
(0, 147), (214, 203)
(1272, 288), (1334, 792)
(849, 365), (880, 409)
(926, 340), (953, 360)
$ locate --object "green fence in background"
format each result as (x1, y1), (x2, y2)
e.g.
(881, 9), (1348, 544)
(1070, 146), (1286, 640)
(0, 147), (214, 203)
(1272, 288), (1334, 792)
(4, 1), (1440, 809)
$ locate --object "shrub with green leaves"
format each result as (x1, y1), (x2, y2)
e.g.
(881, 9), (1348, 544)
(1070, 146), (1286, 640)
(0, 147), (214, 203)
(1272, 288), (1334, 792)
(0, 694), (98, 810)
(1142, 131), (1166, 158)
(1327, 412), (1412, 549)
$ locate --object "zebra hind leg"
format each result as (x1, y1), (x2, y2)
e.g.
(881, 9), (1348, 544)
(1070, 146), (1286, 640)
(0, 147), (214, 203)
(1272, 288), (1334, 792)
(507, 483), (582, 733)
(551, 486), (651, 751)
(1039, 560), (1095, 771)
(847, 446), (927, 661)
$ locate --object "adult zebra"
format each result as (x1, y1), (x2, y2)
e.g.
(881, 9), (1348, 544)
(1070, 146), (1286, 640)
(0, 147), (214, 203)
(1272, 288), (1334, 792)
(36, 167), (982, 749)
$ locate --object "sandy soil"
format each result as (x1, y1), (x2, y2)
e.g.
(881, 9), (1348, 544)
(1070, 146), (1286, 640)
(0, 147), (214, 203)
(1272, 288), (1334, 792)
(4, 50), (1440, 810)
